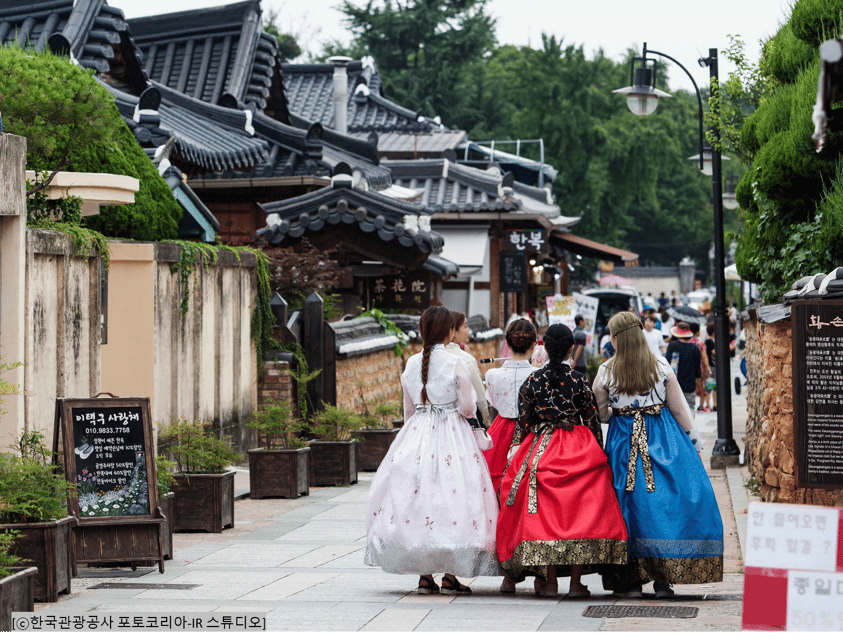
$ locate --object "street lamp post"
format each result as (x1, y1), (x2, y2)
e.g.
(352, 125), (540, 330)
(614, 43), (741, 468)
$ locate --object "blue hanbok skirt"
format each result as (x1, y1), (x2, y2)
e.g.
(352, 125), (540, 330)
(603, 405), (723, 587)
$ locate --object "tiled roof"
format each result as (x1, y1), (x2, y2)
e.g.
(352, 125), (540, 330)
(351, 129), (467, 158)
(282, 58), (438, 134)
(127, 0), (287, 117)
(384, 159), (522, 213)
(257, 184), (443, 256)
(0, 0), (147, 93)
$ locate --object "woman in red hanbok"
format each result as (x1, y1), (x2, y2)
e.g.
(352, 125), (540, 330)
(496, 323), (628, 598)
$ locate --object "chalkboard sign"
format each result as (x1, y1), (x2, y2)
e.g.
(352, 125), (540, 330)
(500, 251), (526, 293)
(56, 397), (158, 522)
(792, 301), (843, 489)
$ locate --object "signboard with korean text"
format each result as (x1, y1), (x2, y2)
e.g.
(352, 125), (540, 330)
(742, 502), (843, 631)
(546, 295), (574, 327)
(368, 271), (431, 310)
(503, 229), (546, 253)
(57, 397), (157, 522)
(574, 292), (599, 352)
(792, 301), (843, 489)
(500, 251), (526, 293)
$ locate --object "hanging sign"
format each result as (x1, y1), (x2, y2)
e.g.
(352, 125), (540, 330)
(546, 295), (575, 327)
(368, 271), (431, 310)
(500, 251), (526, 293)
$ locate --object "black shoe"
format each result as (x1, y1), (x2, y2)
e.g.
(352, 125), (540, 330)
(653, 581), (674, 599)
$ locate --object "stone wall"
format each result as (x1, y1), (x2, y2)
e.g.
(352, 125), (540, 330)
(335, 348), (403, 413)
(743, 311), (764, 471)
(259, 361), (294, 409)
(749, 317), (843, 506)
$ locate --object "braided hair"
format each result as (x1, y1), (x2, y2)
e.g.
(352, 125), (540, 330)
(418, 306), (454, 405)
(542, 323), (575, 381)
(506, 318), (536, 354)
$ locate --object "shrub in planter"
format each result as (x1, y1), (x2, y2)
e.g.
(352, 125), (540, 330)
(0, 531), (37, 632)
(157, 420), (239, 533)
(352, 399), (402, 472)
(155, 457), (177, 560)
(247, 400), (310, 499)
(308, 406), (363, 486)
(0, 432), (75, 602)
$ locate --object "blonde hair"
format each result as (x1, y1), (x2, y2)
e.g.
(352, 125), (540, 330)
(605, 311), (661, 395)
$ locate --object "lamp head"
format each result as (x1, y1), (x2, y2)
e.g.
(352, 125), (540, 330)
(613, 65), (671, 116)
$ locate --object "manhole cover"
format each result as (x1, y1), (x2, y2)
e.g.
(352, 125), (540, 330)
(89, 583), (198, 590)
(583, 605), (698, 619)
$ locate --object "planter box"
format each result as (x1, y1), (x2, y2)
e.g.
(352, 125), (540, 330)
(308, 441), (357, 486)
(158, 493), (174, 560)
(0, 567), (37, 632)
(248, 448), (310, 499)
(171, 471), (235, 533)
(74, 518), (165, 573)
(351, 429), (400, 471)
(0, 516), (74, 602)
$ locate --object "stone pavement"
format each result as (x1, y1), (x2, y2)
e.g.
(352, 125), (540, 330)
(38, 360), (754, 632)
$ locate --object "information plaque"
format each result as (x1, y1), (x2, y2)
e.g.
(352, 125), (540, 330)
(499, 251), (526, 293)
(792, 301), (843, 489)
(56, 397), (158, 522)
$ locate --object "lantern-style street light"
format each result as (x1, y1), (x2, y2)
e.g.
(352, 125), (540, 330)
(614, 43), (740, 468)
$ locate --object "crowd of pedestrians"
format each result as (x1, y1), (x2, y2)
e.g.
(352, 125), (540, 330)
(364, 303), (724, 600)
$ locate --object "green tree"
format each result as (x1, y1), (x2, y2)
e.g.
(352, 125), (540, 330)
(264, 6), (303, 63)
(728, 0), (843, 300)
(334, 0), (497, 123)
(0, 46), (181, 241)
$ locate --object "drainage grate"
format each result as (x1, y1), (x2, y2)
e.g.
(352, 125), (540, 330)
(583, 605), (698, 619)
(89, 583), (198, 590)
(77, 569), (154, 579)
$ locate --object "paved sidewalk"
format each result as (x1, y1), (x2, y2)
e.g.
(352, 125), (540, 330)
(38, 361), (752, 632)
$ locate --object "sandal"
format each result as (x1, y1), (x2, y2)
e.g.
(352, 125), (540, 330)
(534, 577), (558, 598)
(563, 587), (591, 599)
(500, 577), (517, 594)
(418, 577), (440, 595)
(441, 576), (472, 595)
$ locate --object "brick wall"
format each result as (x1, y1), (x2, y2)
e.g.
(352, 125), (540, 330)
(259, 361), (294, 409)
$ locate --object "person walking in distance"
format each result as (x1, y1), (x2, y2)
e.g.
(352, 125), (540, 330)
(365, 307), (498, 594)
(593, 312), (721, 599)
(665, 322), (702, 417)
(642, 313), (666, 358)
(571, 315), (588, 377)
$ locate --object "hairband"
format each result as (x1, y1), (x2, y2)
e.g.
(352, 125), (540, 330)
(613, 322), (642, 336)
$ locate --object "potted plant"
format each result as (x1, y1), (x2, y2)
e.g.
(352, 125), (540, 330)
(0, 532), (37, 632)
(155, 457), (177, 560)
(0, 432), (75, 603)
(157, 420), (239, 534)
(351, 397), (402, 472)
(308, 406), (362, 486)
(247, 400), (310, 499)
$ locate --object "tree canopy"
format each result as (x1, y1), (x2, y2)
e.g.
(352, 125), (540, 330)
(729, 0), (843, 301)
(0, 46), (181, 241)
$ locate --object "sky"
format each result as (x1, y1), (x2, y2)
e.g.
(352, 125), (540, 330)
(115, 0), (794, 94)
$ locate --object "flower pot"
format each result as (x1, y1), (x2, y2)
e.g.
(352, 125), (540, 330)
(248, 448), (310, 499)
(308, 441), (357, 486)
(0, 516), (74, 603)
(171, 471), (235, 533)
(0, 567), (37, 632)
(158, 493), (175, 560)
(351, 429), (400, 471)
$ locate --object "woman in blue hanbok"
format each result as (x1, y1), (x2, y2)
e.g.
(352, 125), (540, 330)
(592, 311), (723, 599)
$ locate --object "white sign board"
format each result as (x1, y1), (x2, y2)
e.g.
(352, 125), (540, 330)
(574, 292), (599, 353)
(745, 502), (839, 572)
(546, 295), (575, 327)
(787, 570), (843, 631)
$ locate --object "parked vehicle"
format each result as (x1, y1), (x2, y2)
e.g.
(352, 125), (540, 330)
(686, 289), (714, 310)
(582, 288), (645, 347)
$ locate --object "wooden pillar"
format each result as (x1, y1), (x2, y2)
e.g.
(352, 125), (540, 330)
(303, 292), (324, 414)
(489, 232), (501, 328)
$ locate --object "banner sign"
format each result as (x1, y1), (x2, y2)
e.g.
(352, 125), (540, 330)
(574, 292), (599, 351)
(546, 295), (575, 327)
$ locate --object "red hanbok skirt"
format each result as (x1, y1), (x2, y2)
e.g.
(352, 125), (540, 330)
(496, 423), (628, 579)
(483, 415), (517, 496)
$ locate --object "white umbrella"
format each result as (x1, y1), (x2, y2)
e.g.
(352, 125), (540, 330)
(724, 264), (741, 281)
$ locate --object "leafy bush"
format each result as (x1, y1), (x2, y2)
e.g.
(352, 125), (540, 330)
(0, 45), (181, 241)
(247, 400), (308, 450)
(309, 406), (364, 441)
(155, 456), (177, 499)
(0, 433), (74, 524)
(790, 0), (843, 47)
(157, 419), (239, 474)
(762, 22), (817, 85)
(0, 531), (21, 578)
